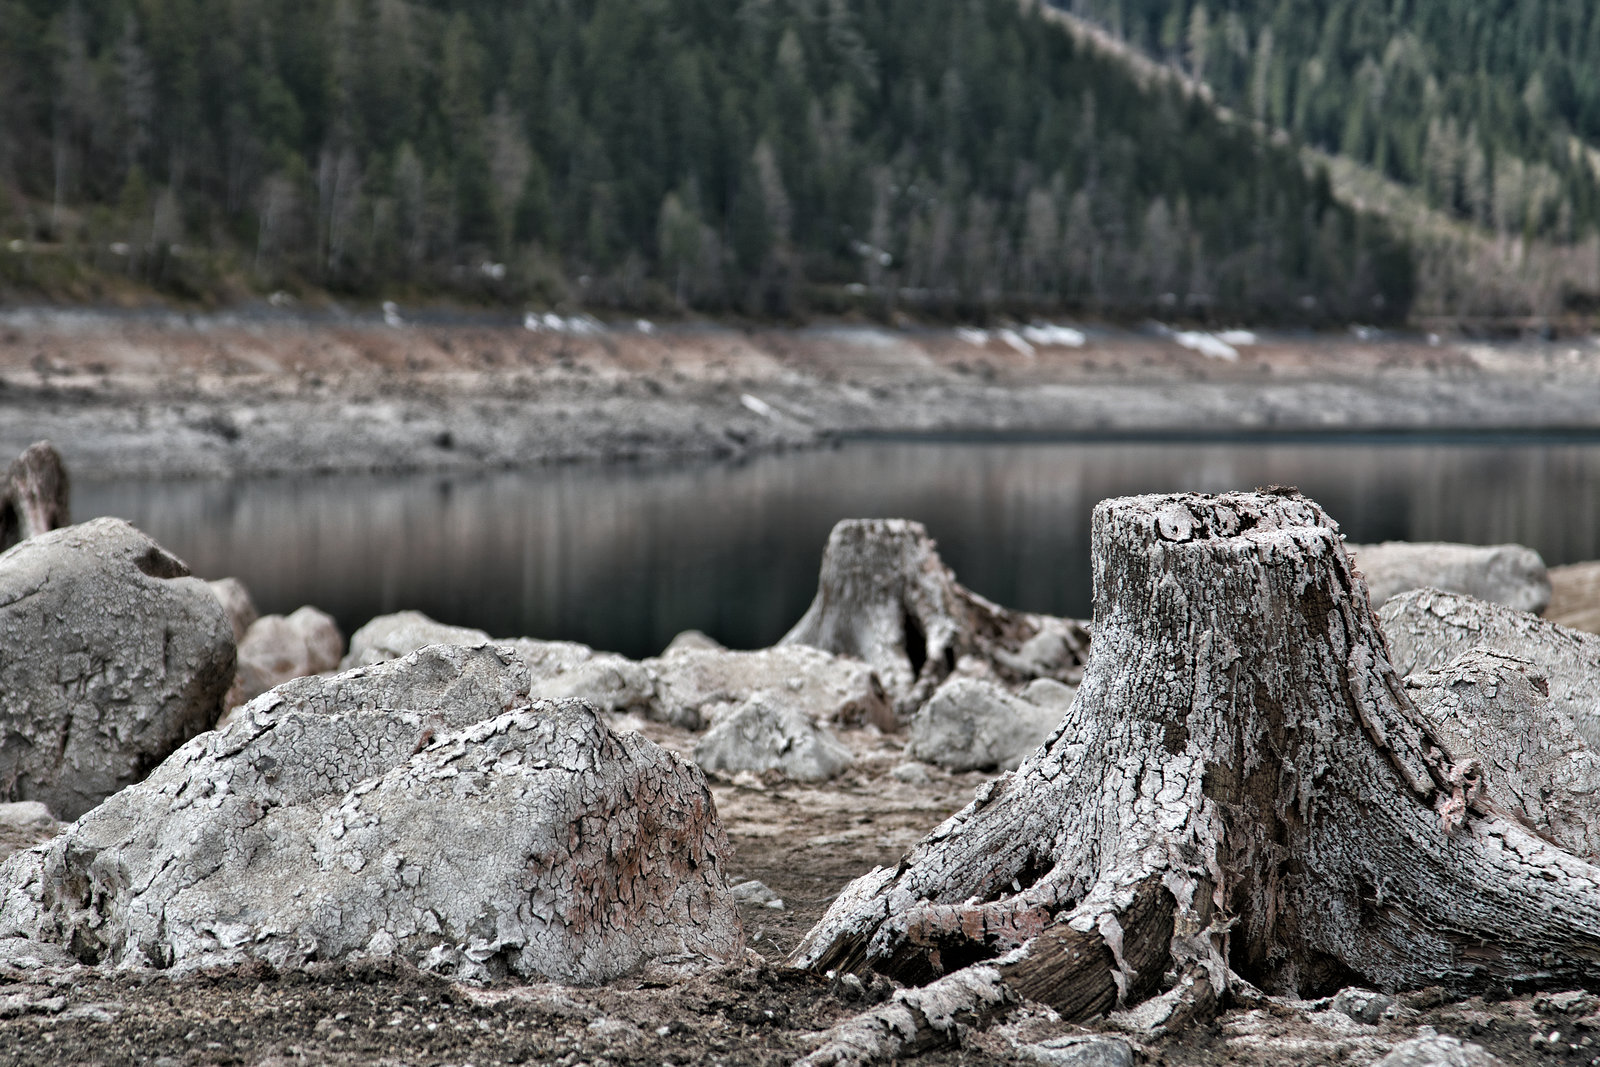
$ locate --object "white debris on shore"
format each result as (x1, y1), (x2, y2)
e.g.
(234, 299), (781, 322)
(524, 311), (605, 334)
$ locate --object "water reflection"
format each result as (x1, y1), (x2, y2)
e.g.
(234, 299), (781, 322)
(75, 438), (1600, 659)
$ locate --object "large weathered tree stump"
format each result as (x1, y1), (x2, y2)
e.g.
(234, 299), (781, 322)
(781, 518), (1089, 716)
(792, 491), (1600, 1064)
(0, 441), (70, 553)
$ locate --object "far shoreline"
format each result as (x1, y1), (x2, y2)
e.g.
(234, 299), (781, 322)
(6, 311), (1600, 479)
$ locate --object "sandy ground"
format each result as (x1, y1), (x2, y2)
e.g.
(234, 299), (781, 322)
(5, 310), (1600, 477)
(2, 717), (1596, 1067)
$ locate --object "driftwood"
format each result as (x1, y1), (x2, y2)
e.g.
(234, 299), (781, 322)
(781, 518), (1089, 717)
(792, 491), (1600, 1065)
(0, 442), (70, 553)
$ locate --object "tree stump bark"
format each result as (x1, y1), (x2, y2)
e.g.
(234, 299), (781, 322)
(792, 491), (1600, 1063)
(781, 519), (1089, 717)
(0, 442), (70, 553)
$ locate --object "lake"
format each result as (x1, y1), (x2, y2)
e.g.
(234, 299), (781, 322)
(76, 436), (1600, 659)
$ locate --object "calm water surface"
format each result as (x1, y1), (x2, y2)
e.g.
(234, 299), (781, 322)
(76, 438), (1600, 659)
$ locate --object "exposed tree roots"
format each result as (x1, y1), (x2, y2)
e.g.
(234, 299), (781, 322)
(790, 491), (1600, 1062)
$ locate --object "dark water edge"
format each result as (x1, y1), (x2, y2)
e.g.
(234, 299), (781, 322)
(75, 437), (1600, 660)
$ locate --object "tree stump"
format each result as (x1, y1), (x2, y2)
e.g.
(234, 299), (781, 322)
(792, 491), (1600, 1064)
(780, 519), (1089, 717)
(0, 442), (70, 553)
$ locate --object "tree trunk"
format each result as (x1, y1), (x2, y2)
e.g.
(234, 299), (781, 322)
(781, 518), (1089, 717)
(0, 442), (70, 553)
(792, 491), (1600, 1064)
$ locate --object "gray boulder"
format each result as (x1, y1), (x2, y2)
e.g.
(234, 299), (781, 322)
(1348, 541), (1550, 614)
(693, 696), (854, 782)
(1329, 987), (1396, 1024)
(0, 518), (234, 819)
(907, 677), (1069, 772)
(0, 645), (742, 983)
(1404, 647), (1600, 860)
(341, 610), (491, 669)
(1380, 588), (1600, 749)
(206, 577), (259, 644)
(651, 646), (891, 731)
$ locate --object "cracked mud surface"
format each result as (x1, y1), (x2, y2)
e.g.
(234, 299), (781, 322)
(3, 719), (1597, 1065)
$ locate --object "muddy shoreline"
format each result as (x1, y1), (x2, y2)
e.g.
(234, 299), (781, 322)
(5, 311), (1600, 478)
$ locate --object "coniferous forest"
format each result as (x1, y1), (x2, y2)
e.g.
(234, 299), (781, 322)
(0, 0), (1414, 322)
(1063, 0), (1600, 245)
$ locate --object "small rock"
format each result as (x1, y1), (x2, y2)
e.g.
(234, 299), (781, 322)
(652, 645), (891, 731)
(0, 802), (55, 830)
(1331, 987), (1396, 1024)
(729, 880), (784, 909)
(907, 677), (1062, 772)
(890, 762), (931, 785)
(529, 654), (657, 717)
(694, 696), (854, 782)
(663, 629), (724, 655)
(1019, 1034), (1135, 1067)
(226, 605), (345, 715)
(341, 610), (491, 669)
(207, 577), (259, 643)
(1535, 990), (1600, 1016)
(1374, 1034), (1506, 1067)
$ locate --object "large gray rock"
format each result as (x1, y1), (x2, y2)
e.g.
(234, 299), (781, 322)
(693, 696), (854, 782)
(0, 645), (742, 983)
(906, 676), (1070, 772)
(651, 646), (891, 731)
(225, 606), (345, 715)
(1380, 588), (1600, 749)
(341, 610), (492, 669)
(1404, 647), (1600, 860)
(0, 518), (235, 819)
(1348, 540), (1550, 614)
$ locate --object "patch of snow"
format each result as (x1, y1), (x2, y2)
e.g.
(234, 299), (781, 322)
(998, 329), (1036, 358)
(740, 394), (778, 420)
(1020, 324), (1087, 348)
(381, 301), (404, 327)
(1173, 331), (1239, 361)
(956, 327), (990, 347)
(524, 312), (604, 335)
(1216, 330), (1258, 346)
(636, 319), (655, 334)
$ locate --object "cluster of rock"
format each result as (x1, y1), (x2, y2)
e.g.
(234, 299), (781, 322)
(0, 489), (1090, 982)
(0, 441), (1593, 1067)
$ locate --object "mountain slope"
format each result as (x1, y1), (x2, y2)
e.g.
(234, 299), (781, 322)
(0, 0), (1408, 321)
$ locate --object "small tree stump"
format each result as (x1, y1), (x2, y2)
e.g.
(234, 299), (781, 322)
(781, 518), (1088, 716)
(0, 442), (70, 553)
(792, 491), (1600, 1064)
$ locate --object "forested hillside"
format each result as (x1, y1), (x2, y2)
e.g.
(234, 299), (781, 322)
(1060, 0), (1600, 248)
(0, 0), (1410, 321)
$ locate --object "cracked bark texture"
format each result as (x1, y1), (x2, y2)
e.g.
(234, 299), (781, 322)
(0, 518), (234, 819)
(791, 491), (1600, 1063)
(0, 442), (70, 553)
(1380, 588), (1600, 750)
(0, 646), (742, 983)
(780, 519), (1090, 717)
